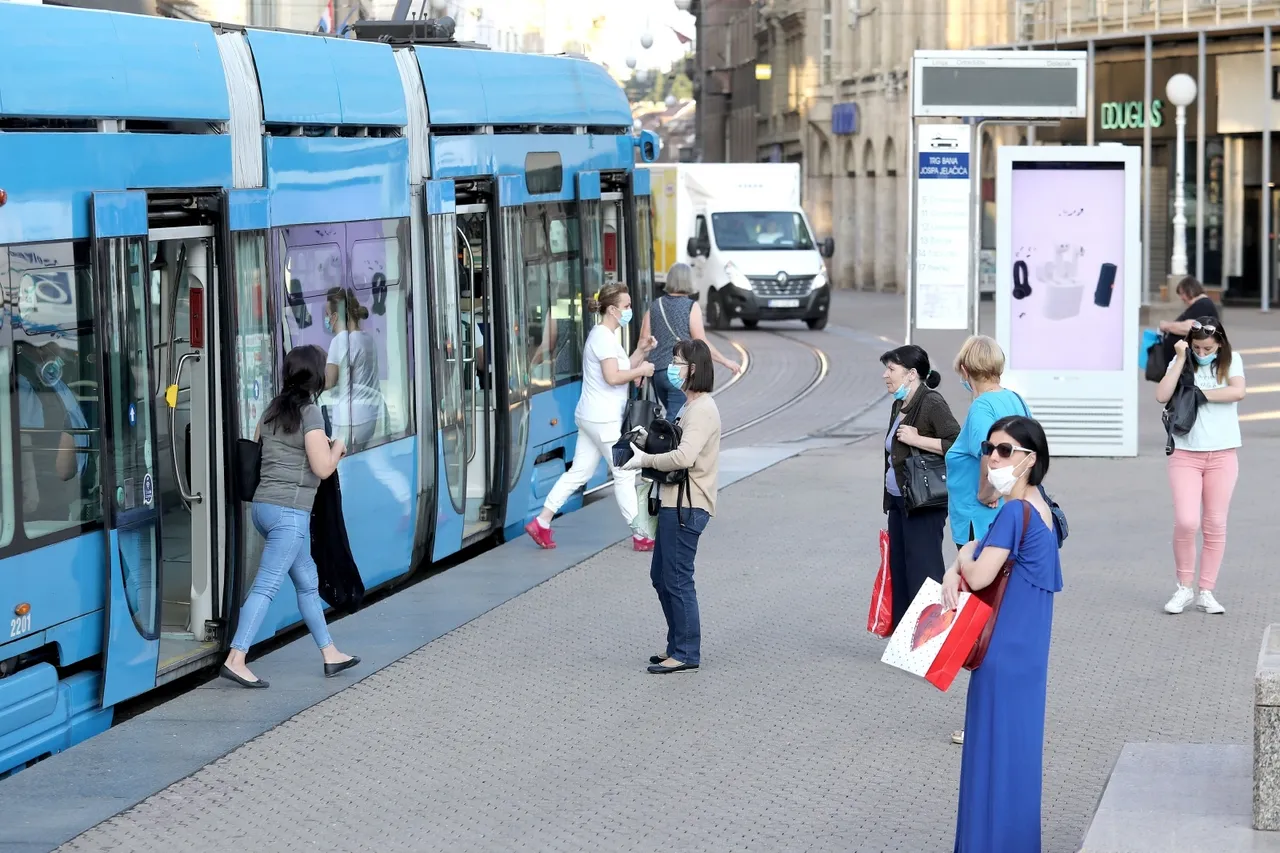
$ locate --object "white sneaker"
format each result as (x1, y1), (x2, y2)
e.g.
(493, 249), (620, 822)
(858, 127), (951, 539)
(1164, 585), (1195, 614)
(1197, 590), (1226, 615)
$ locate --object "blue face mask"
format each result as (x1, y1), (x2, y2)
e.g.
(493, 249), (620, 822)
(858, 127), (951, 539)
(666, 364), (685, 390)
(892, 382), (909, 401)
(961, 379), (973, 394)
(1193, 352), (1216, 367)
(619, 307), (634, 326)
(323, 314), (334, 334)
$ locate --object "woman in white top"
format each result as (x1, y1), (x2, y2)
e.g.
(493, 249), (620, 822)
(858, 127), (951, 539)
(526, 283), (657, 551)
(1155, 317), (1247, 615)
(323, 287), (383, 452)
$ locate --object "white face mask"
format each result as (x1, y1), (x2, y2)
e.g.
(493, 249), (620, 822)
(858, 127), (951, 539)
(987, 456), (1031, 497)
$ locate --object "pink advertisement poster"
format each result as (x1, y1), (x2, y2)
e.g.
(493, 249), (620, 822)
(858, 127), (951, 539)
(1008, 163), (1126, 371)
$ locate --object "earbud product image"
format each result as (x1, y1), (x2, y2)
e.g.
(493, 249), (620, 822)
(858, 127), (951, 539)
(1037, 244), (1086, 321)
(1013, 260), (1032, 300)
(1094, 263), (1117, 308)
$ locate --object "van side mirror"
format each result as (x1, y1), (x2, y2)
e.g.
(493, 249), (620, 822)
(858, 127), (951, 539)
(820, 237), (835, 259)
(687, 237), (707, 258)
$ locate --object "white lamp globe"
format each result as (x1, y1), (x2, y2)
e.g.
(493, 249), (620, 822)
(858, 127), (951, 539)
(674, 0), (691, 9)
(1165, 73), (1198, 108)
(640, 32), (654, 49)
(665, 94), (677, 108)
(625, 55), (637, 69)
(633, 119), (643, 131)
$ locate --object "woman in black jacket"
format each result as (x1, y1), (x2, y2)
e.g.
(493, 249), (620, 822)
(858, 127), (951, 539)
(881, 345), (961, 629)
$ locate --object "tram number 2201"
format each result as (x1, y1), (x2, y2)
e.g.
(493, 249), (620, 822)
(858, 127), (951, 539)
(9, 614), (31, 638)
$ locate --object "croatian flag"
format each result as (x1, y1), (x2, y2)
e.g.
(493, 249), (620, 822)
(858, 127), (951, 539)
(318, 0), (334, 33)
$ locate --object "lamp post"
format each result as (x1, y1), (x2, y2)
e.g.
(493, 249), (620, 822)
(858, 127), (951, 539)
(1166, 73), (1198, 279)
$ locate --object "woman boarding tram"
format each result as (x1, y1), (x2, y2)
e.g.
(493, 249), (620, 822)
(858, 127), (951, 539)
(222, 346), (360, 688)
(638, 263), (740, 415)
(525, 284), (659, 551)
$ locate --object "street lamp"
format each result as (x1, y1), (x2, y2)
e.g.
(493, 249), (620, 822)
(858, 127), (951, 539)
(1165, 73), (1198, 279)
(674, 0), (691, 9)
(640, 32), (654, 50)
(625, 55), (637, 69)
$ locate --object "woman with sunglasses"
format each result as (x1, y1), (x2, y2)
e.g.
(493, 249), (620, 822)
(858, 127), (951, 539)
(942, 416), (1062, 853)
(881, 345), (961, 630)
(1155, 317), (1246, 615)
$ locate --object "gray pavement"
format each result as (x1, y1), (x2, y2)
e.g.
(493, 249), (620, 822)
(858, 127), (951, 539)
(14, 292), (1280, 852)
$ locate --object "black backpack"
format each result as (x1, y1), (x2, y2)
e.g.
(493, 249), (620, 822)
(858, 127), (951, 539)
(641, 416), (695, 526)
(641, 417), (684, 485)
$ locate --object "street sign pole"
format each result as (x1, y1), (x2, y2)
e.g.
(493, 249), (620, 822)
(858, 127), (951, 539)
(905, 50), (1086, 397)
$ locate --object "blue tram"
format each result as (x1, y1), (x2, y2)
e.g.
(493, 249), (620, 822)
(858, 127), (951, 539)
(0, 4), (661, 777)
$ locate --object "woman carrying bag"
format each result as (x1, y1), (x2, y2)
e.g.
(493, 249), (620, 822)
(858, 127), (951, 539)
(223, 345), (360, 688)
(942, 416), (1061, 853)
(880, 345), (960, 631)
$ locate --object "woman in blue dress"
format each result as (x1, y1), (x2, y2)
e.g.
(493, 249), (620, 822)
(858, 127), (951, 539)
(942, 415), (1063, 853)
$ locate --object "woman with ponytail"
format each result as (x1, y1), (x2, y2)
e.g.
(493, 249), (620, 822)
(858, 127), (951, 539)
(323, 287), (382, 452)
(526, 283), (658, 551)
(221, 345), (359, 688)
(880, 344), (961, 630)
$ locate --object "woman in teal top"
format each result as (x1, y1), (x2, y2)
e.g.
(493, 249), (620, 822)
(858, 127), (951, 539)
(944, 335), (1031, 746)
(946, 335), (1031, 547)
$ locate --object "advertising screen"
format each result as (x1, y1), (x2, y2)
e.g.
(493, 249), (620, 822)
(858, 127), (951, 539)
(1008, 161), (1126, 372)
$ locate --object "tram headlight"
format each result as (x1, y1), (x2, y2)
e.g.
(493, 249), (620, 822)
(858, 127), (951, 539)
(724, 262), (752, 291)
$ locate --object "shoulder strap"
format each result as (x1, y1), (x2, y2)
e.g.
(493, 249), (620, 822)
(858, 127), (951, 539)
(1016, 500), (1033, 556)
(656, 296), (676, 340)
(1011, 390), (1032, 418)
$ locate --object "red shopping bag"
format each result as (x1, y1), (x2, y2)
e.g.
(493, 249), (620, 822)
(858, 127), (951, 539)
(867, 529), (893, 638)
(924, 595), (993, 691)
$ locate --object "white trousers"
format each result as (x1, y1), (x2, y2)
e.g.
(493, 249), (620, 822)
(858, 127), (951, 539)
(544, 418), (638, 531)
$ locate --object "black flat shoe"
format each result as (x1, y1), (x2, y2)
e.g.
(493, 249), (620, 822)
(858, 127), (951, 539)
(649, 654), (671, 665)
(647, 660), (699, 674)
(220, 665), (269, 689)
(324, 656), (361, 678)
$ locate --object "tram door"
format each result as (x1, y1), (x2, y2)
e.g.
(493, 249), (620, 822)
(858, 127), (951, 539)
(456, 202), (499, 541)
(148, 224), (219, 680)
(426, 180), (501, 556)
(92, 192), (224, 706)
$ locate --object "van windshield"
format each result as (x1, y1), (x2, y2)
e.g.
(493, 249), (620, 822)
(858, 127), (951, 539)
(710, 212), (814, 251)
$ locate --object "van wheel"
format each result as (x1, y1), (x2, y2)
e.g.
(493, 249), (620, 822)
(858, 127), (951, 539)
(806, 314), (829, 331)
(742, 319), (759, 330)
(706, 290), (730, 330)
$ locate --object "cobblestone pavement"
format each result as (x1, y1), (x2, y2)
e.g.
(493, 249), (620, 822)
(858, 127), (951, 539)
(54, 294), (1280, 852)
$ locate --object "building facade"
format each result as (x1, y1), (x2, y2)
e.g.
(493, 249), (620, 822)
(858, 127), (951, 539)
(691, 0), (1280, 298)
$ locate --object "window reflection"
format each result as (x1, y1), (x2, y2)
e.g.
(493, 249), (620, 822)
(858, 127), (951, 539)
(277, 220), (414, 453)
(6, 241), (102, 540)
(523, 203), (583, 390)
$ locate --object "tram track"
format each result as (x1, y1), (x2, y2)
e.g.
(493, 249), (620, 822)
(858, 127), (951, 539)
(707, 329), (829, 440)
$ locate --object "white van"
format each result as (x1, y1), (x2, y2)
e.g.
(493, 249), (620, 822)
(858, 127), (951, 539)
(645, 163), (835, 330)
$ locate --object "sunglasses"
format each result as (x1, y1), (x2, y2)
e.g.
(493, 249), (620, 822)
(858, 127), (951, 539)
(1190, 320), (1220, 337)
(980, 441), (1033, 459)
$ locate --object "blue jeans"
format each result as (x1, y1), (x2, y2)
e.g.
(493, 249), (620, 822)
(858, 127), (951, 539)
(650, 506), (709, 665)
(652, 370), (687, 420)
(230, 502), (332, 653)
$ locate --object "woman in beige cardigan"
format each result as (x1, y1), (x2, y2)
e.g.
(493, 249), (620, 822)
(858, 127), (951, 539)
(624, 339), (721, 674)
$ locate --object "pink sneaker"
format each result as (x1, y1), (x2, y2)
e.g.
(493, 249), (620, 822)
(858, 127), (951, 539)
(524, 519), (556, 549)
(633, 536), (655, 552)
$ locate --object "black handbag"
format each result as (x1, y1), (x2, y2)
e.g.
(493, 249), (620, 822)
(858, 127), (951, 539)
(902, 446), (949, 512)
(233, 438), (261, 502)
(1162, 367), (1207, 456)
(624, 379), (661, 435)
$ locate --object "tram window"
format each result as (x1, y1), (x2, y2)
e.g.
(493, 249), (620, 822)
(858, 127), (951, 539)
(276, 220), (414, 454)
(6, 241), (102, 541)
(233, 234), (273, 437)
(523, 204), (583, 389)
(525, 152), (563, 196)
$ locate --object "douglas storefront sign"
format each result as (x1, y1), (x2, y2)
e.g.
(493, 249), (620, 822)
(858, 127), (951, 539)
(1100, 99), (1163, 131)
